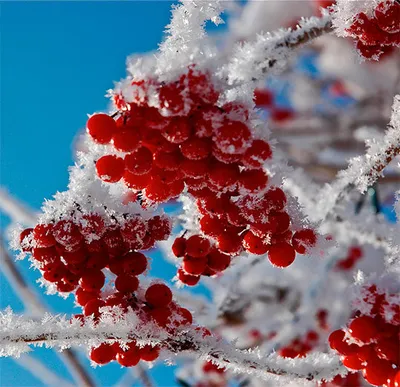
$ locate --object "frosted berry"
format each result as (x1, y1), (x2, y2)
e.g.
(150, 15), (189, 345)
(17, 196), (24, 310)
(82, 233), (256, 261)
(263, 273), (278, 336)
(163, 117), (191, 144)
(243, 231), (269, 255)
(217, 231), (243, 255)
(145, 283), (172, 308)
(90, 343), (117, 365)
(79, 214), (105, 238)
(268, 243), (296, 267)
(20, 228), (34, 252)
(148, 216), (171, 241)
(53, 220), (83, 247)
(180, 137), (211, 160)
(122, 252), (148, 276)
(215, 120), (251, 154)
(349, 316), (378, 343)
(153, 150), (182, 170)
(33, 224), (56, 248)
(115, 274), (139, 293)
(375, 1), (400, 34)
(186, 235), (211, 257)
(183, 255), (208, 275)
(79, 270), (105, 292)
(199, 215), (226, 237)
(238, 169), (268, 193)
(84, 298), (105, 317)
(116, 345), (141, 367)
(75, 287), (99, 306)
(123, 170), (151, 190)
(113, 130), (141, 152)
(140, 345), (160, 362)
(177, 268), (200, 286)
(241, 139), (272, 169)
(208, 162), (239, 190)
(96, 155), (125, 183)
(120, 216), (147, 242)
(363, 357), (394, 386)
(125, 146), (153, 175)
(87, 114), (117, 144)
(172, 237), (186, 257)
(207, 249), (231, 272)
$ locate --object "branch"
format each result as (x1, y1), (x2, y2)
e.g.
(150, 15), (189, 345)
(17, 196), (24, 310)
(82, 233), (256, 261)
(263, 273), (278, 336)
(225, 12), (333, 85)
(0, 311), (345, 384)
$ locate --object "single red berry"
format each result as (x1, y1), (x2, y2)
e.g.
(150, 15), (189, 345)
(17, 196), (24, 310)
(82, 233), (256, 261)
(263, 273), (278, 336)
(75, 287), (99, 306)
(217, 231), (243, 255)
(116, 342), (141, 367)
(342, 355), (364, 370)
(115, 274), (139, 293)
(153, 150), (182, 170)
(87, 114), (117, 144)
(172, 237), (187, 257)
(174, 307), (193, 326)
(120, 216), (147, 242)
(181, 158), (210, 178)
(84, 298), (105, 317)
(140, 128), (177, 153)
(292, 229), (317, 254)
(140, 345), (160, 362)
(363, 357), (394, 386)
(78, 214), (105, 238)
(43, 263), (67, 283)
(148, 216), (171, 241)
(197, 194), (231, 217)
(242, 139), (272, 169)
(79, 270), (105, 292)
(159, 82), (185, 114)
(243, 231), (269, 255)
(177, 268), (200, 286)
(102, 227), (126, 257)
(122, 251), (148, 276)
(254, 88), (274, 107)
(32, 246), (59, 263)
(209, 162), (240, 190)
(96, 155), (125, 183)
(150, 306), (172, 327)
(375, 337), (399, 363)
(20, 228), (34, 252)
(90, 343), (117, 365)
(180, 137), (211, 160)
(264, 187), (287, 212)
(207, 249), (231, 272)
(199, 215), (226, 237)
(270, 108), (294, 122)
(185, 235), (211, 257)
(140, 232), (156, 250)
(125, 146), (153, 175)
(349, 315), (378, 343)
(212, 144), (241, 164)
(238, 169), (269, 193)
(183, 255), (208, 275)
(113, 130), (141, 152)
(226, 203), (247, 227)
(163, 117), (192, 144)
(145, 283), (172, 308)
(33, 224), (56, 248)
(268, 243), (296, 267)
(123, 169), (151, 190)
(215, 120), (251, 154)
(62, 247), (87, 265)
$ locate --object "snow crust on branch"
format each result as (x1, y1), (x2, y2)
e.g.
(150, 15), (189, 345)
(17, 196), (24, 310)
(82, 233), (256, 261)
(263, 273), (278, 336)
(0, 309), (345, 384)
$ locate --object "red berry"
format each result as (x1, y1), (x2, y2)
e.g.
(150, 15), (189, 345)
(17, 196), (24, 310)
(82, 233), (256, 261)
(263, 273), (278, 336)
(33, 224), (56, 248)
(121, 216), (147, 243)
(209, 162), (239, 190)
(268, 243), (296, 267)
(140, 345), (160, 362)
(32, 246), (59, 263)
(163, 117), (192, 144)
(341, 355), (364, 370)
(79, 270), (105, 292)
(254, 88), (274, 107)
(122, 251), (148, 276)
(146, 284), (173, 308)
(79, 214), (105, 238)
(113, 130), (141, 152)
(197, 194), (231, 217)
(238, 169), (268, 193)
(199, 215), (226, 237)
(115, 274), (139, 293)
(215, 121), (251, 154)
(177, 268), (200, 286)
(185, 235), (211, 257)
(150, 306), (172, 327)
(363, 357), (394, 386)
(103, 228), (125, 257)
(96, 155), (125, 183)
(43, 263), (67, 283)
(242, 139), (272, 169)
(123, 170), (151, 190)
(349, 316), (378, 343)
(90, 343), (117, 364)
(75, 287), (99, 306)
(62, 247), (87, 265)
(84, 298), (105, 317)
(183, 255), (208, 275)
(87, 114), (117, 144)
(153, 150), (182, 170)
(207, 249), (231, 272)
(141, 129), (177, 153)
(270, 108), (294, 122)
(217, 231), (243, 255)
(125, 146), (153, 175)
(212, 144), (241, 164)
(375, 337), (399, 363)
(148, 216), (171, 241)
(181, 158), (210, 178)
(264, 188), (287, 212)
(159, 82), (185, 115)
(172, 237), (187, 257)
(20, 228), (34, 252)
(180, 137), (211, 160)
(375, 1), (400, 34)
(243, 231), (269, 255)
(292, 229), (317, 254)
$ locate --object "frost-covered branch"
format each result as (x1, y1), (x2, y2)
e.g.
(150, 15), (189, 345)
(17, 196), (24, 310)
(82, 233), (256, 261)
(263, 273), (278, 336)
(0, 310), (345, 384)
(225, 12), (333, 85)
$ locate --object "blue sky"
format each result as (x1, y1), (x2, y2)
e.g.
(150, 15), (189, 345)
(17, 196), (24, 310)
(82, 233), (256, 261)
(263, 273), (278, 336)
(0, 2), (201, 385)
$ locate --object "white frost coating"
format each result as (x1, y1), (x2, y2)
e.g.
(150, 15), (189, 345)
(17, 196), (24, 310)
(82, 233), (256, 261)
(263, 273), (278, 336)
(0, 309), (345, 383)
(223, 11), (332, 85)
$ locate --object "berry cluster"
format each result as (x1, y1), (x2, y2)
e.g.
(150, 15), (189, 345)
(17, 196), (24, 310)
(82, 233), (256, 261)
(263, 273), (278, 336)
(279, 330), (320, 359)
(346, 1), (399, 59)
(19, 212), (171, 294)
(335, 246), (363, 270)
(329, 286), (399, 386)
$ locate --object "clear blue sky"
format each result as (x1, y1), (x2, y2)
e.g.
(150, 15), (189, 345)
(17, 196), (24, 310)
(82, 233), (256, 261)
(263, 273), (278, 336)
(0, 2), (206, 385)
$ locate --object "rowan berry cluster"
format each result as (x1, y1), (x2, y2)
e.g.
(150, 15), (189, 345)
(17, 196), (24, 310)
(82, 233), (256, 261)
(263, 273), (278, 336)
(346, 0), (399, 59)
(279, 330), (320, 359)
(328, 286), (399, 386)
(335, 246), (363, 270)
